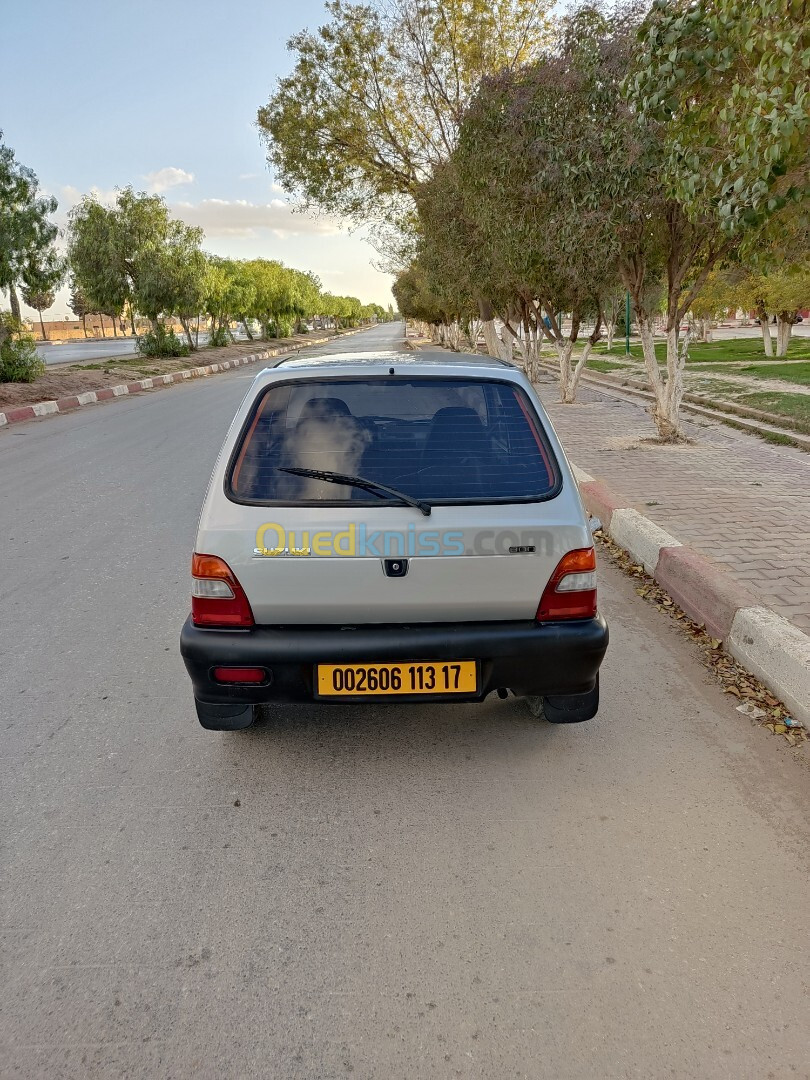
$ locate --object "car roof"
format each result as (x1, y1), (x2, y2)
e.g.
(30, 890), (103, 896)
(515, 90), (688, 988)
(262, 349), (519, 380)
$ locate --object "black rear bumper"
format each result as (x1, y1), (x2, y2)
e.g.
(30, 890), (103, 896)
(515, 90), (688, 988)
(180, 614), (608, 705)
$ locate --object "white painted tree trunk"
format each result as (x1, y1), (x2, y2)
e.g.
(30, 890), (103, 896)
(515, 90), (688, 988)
(524, 325), (540, 382)
(605, 319), (614, 351)
(760, 318), (773, 356)
(481, 319), (502, 359)
(501, 322), (521, 367)
(466, 319), (482, 352)
(446, 321), (462, 351)
(635, 316), (685, 440)
(775, 316), (792, 357)
(557, 339), (597, 403)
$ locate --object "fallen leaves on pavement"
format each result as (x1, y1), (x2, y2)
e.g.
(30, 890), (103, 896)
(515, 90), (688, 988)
(595, 530), (808, 747)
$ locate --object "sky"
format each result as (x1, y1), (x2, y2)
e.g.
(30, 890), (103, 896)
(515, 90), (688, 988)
(0, 0), (395, 318)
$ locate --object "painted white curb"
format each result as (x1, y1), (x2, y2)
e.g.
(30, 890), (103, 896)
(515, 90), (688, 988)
(727, 607), (810, 728)
(570, 463), (595, 485)
(608, 508), (681, 576)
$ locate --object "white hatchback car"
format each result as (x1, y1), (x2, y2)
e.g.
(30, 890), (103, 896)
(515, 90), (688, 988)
(181, 351), (608, 729)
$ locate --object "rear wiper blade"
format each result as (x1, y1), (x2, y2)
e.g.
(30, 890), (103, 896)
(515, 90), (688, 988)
(278, 467), (432, 516)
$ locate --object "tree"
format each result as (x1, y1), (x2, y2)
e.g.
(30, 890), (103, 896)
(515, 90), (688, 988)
(137, 223), (207, 349)
(628, 0), (810, 237)
(21, 250), (65, 341)
(69, 278), (92, 338)
(259, 0), (553, 349)
(412, 8), (625, 398)
(689, 268), (739, 343)
(67, 187), (173, 336)
(616, 0), (810, 434)
(0, 132), (59, 340)
(259, 0), (552, 224)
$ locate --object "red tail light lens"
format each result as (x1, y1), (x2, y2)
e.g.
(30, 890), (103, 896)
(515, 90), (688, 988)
(536, 548), (597, 621)
(213, 667), (267, 684)
(191, 553), (254, 628)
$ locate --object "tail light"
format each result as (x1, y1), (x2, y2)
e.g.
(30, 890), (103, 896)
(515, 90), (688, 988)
(191, 553), (254, 628)
(213, 667), (267, 684)
(536, 548), (597, 621)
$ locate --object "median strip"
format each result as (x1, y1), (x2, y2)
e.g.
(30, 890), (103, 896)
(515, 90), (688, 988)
(0, 331), (364, 428)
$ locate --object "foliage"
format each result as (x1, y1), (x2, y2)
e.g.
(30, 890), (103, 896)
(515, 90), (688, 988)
(67, 187), (183, 323)
(136, 328), (190, 359)
(408, 6), (632, 393)
(628, 0), (810, 234)
(0, 313), (45, 382)
(208, 325), (232, 348)
(0, 132), (60, 319)
(21, 248), (65, 334)
(137, 221), (206, 348)
(258, 0), (553, 255)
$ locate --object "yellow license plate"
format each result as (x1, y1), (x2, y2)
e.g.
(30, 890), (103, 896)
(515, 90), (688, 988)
(316, 660), (478, 697)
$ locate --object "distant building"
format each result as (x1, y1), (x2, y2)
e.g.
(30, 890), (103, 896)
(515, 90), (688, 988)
(27, 315), (129, 340)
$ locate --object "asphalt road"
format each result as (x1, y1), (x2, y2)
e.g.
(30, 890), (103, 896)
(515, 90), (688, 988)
(35, 330), (248, 366)
(2, 323), (808, 1079)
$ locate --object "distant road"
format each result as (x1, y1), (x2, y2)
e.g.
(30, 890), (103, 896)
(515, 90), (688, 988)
(36, 329), (248, 366)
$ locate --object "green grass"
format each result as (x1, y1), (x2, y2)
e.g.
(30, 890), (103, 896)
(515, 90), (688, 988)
(733, 391), (810, 431)
(687, 378), (747, 397)
(586, 358), (628, 372)
(694, 361), (810, 385)
(599, 337), (810, 365)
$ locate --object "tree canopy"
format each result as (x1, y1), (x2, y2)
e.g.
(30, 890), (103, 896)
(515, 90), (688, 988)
(0, 132), (60, 325)
(258, 0), (553, 230)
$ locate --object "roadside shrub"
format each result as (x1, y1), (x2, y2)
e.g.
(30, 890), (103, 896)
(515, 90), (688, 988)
(0, 318), (46, 382)
(136, 328), (190, 358)
(209, 325), (232, 348)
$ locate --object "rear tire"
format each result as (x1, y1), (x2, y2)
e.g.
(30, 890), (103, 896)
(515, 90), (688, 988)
(195, 699), (257, 731)
(542, 678), (599, 724)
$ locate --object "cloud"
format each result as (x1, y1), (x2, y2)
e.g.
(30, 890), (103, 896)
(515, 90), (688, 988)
(239, 172), (259, 181)
(143, 166), (194, 193)
(59, 184), (119, 209)
(170, 197), (342, 239)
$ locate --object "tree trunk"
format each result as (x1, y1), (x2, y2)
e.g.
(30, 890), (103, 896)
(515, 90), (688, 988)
(129, 301), (136, 336)
(604, 308), (614, 352)
(242, 319), (254, 341)
(100, 317), (106, 338)
(775, 313), (793, 357)
(758, 307), (773, 356)
(112, 317), (118, 337)
(38, 309), (46, 340)
(501, 321), (521, 366)
(478, 298), (504, 360)
(634, 314), (682, 440)
(195, 315), (201, 348)
(9, 283), (21, 322)
(179, 316), (194, 350)
(82, 314), (87, 338)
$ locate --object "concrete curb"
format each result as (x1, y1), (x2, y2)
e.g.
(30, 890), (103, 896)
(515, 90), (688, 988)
(0, 331), (362, 429)
(578, 476), (810, 729)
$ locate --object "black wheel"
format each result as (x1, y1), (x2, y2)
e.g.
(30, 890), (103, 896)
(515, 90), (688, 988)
(194, 699), (257, 731)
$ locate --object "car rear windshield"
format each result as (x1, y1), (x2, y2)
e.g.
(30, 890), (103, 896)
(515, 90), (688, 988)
(228, 377), (559, 504)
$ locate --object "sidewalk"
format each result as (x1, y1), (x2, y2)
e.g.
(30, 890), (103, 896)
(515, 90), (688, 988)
(535, 373), (810, 635)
